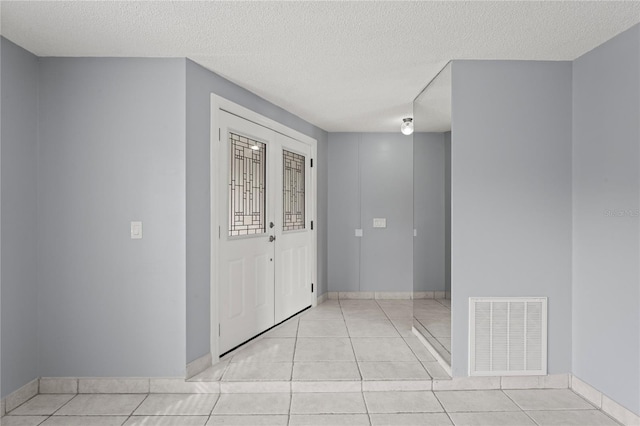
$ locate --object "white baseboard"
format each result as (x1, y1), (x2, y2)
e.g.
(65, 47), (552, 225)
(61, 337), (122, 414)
(40, 377), (78, 394)
(327, 291), (413, 300)
(375, 292), (413, 300)
(570, 374), (640, 426)
(413, 326), (452, 377)
(186, 353), (212, 380)
(317, 293), (328, 304)
(339, 291), (375, 299)
(414, 291), (446, 299)
(2, 378), (39, 415)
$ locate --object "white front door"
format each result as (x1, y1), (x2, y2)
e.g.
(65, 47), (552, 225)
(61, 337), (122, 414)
(218, 111), (313, 355)
(274, 135), (313, 323)
(218, 112), (275, 354)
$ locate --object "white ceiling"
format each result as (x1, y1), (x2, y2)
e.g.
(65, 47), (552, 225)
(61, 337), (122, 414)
(2, 1), (640, 132)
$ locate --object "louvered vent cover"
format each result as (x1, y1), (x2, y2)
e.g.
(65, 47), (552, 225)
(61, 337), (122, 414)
(469, 297), (547, 376)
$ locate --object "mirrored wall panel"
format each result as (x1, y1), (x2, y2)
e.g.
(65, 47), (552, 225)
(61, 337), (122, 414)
(413, 62), (452, 374)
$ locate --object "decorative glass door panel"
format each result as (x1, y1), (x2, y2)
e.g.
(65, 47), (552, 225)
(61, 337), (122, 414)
(229, 133), (266, 237)
(275, 139), (312, 323)
(282, 150), (305, 231)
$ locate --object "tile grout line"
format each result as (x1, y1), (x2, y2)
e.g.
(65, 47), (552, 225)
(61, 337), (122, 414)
(123, 393), (150, 424)
(216, 351), (233, 381)
(342, 298), (364, 385)
(434, 298), (451, 310)
(564, 388), (625, 425)
(501, 388), (543, 426)
(35, 413), (50, 426)
(48, 392), (78, 417)
(377, 299), (433, 380)
(431, 387), (457, 425)
(287, 317), (300, 420)
(208, 392), (221, 419)
(289, 317), (301, 384)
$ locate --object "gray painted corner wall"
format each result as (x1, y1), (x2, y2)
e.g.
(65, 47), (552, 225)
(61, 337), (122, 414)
(413, 132), (446, 292)
(360, 134), (413, 292)
(1, 38), (39, 398)
(328, 133), (413, 293)
(451, 60), (573, 376)
(328, 133), (360, 292)
(185, 59), (328, 362)
(316, 125), (329, 296)
(185, 61), (212, 364)
(572, 23), (640, 415)
(37, 57), (187, 377)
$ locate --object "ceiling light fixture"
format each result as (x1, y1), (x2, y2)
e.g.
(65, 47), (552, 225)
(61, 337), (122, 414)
(401, 118), (414, 135)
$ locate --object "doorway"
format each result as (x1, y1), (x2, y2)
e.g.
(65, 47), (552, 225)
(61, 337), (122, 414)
(211, 97), (317, 357)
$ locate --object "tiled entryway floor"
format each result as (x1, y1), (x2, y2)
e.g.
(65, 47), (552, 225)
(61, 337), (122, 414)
(4, 388), (621, 425)
(3, 300), (622, 425)
(193, 299), (451, 383)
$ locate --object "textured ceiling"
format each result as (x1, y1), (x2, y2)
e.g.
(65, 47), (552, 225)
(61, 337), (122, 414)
(2, 1), (640, 132)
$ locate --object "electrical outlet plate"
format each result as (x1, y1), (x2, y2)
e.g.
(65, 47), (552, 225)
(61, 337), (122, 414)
(131, 221), (143, 239)
(355, 229), (363, 237)
(373, 218), (387, 228)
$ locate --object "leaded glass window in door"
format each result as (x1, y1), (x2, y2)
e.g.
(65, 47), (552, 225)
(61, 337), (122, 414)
(229, 132), (266, 236)
(283, 150), (305, 231)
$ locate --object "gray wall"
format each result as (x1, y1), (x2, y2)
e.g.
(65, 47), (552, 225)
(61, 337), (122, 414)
(444, 132), (451, 295)
(185, 59), (328, 362)
(1, 38), (39, 398)
(572, 24), (640, 415)
(328, 133), (361, 292)
(328, 133), (413, 293)
(451, 60), (573, 376)
(0, 43), (329, 385)
(413, 132), (446, 292)
(37, 58), (187, 377)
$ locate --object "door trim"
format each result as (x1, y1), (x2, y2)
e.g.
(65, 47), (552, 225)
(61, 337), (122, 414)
(210, 95), (318, 362)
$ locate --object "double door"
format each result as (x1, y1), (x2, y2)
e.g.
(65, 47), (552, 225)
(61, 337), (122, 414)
(218, 111), (312, 354)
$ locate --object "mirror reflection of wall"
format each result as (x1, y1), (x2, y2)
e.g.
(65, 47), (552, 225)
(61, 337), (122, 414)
(412, 62), (452, 376)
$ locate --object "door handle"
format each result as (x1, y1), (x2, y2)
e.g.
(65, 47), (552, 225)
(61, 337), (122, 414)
(269, 235), (276, 242)
(270, 222), (275, 229)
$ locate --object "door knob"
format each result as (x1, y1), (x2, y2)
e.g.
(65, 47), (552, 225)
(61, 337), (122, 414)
(270, 222), (275, 229)
(269, 235), (276, 242)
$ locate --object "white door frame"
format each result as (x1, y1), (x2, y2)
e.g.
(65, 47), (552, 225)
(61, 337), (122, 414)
(210, 94), (318, 362)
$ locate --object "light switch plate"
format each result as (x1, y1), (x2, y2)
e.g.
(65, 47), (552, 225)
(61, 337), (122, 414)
(414, 229), (417, 237)
(131, 221), (143, 239)
(355, 229), (363, 237)
(373, 218), (387, 228)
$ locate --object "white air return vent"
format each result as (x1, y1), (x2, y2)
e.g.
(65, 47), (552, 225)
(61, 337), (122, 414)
(469, 297), (547, 376)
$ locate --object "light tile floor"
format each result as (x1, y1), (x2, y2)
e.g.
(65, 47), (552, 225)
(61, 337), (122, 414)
(3, 389), (621, 425)
(192, 299), (451, 383)
(3, 300), (622, 425)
